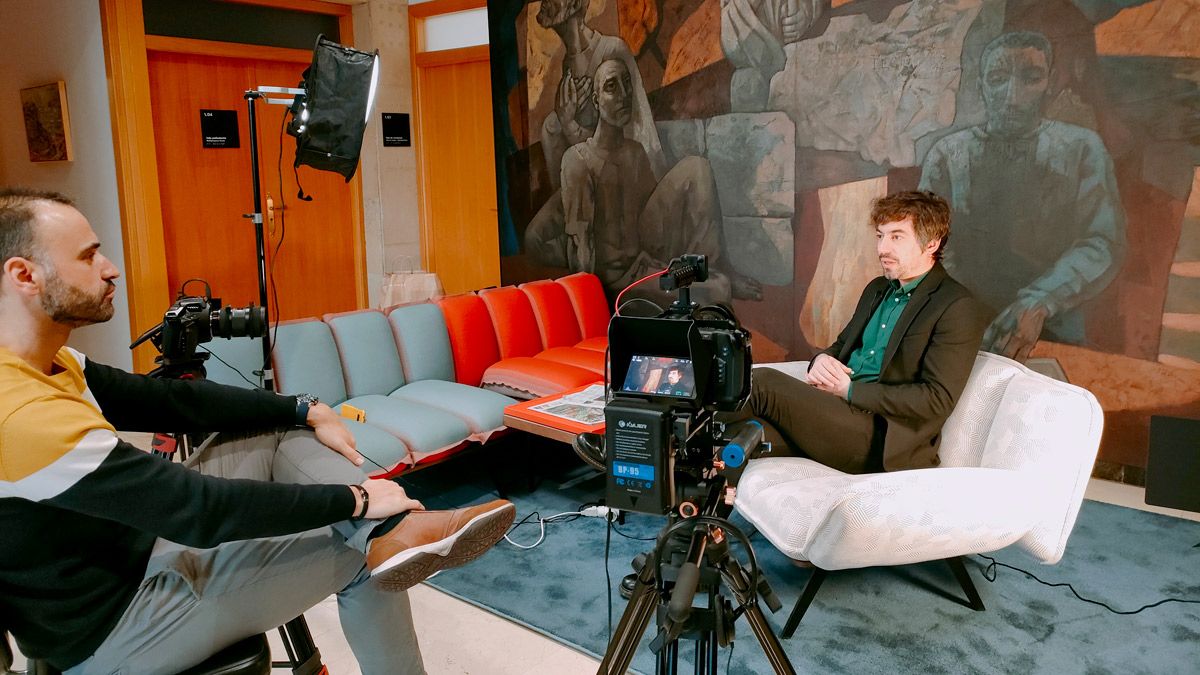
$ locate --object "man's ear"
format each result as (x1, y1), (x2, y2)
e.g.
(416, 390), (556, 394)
(2, 257), (41, 296)
(925, 237), (942, 257)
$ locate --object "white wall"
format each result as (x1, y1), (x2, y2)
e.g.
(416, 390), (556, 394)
(0, 0), (133, 370)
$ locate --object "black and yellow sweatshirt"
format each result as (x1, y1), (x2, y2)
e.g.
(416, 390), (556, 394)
(0, 346), (356, 670)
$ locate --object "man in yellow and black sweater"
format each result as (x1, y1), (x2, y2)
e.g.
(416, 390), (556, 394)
(0, 188), (515, 674)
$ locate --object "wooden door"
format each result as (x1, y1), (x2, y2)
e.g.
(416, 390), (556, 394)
(414, 47), (500, 294)
(147, 49), (363, 321)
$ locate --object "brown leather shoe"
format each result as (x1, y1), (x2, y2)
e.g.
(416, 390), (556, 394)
(366, 499), (515, 591)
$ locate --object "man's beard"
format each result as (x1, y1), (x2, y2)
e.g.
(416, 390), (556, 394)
(41, 273), (115, 328)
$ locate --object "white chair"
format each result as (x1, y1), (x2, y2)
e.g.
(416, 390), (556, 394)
(735, 352), (1104, 637)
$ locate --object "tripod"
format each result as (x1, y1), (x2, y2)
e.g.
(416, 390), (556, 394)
(598, 485), (796, 675)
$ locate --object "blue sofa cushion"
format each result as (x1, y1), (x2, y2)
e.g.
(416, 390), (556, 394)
(388, 303), (456, 383)
(325, 310), (406, 398)
(390, 380), (515, 437)
(272, 320), (348, 404)
(345, 394), (472, 462)
(338, 416), (413, 475)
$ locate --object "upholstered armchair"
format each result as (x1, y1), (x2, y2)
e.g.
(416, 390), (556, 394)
(734, 352), (1104, 636)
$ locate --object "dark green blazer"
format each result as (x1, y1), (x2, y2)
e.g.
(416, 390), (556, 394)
(816, 263), (986, 471)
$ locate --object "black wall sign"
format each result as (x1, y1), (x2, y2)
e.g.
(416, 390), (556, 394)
(200, 109), (240, 148)
(381, 112), (411, 147)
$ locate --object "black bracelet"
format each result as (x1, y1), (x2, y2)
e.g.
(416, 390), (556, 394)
(349, 484), (369, 520)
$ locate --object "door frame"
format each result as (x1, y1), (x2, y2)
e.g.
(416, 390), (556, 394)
(99, 0), (365, 372)
(408, 0), (490, 275)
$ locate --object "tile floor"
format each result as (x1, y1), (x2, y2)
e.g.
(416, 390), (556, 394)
(290, 478), (1199, 674)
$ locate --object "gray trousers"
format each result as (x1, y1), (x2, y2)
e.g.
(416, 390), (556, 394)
(66, 430), (425, 675)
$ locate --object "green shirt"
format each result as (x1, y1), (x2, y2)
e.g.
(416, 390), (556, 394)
(847, 272), (928, 401)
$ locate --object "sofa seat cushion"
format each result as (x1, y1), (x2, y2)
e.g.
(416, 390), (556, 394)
(480, 357), (600, 399)
(575, 336), (608, 353)
(390, 380), (516, 440)
(344, 394), (472, 462)
(337, 416), (412, 476)
(535, 346), (606, 375)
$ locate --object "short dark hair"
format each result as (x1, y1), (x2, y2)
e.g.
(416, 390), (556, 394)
(0, 187), (74, 267)
(870, 190), (951, 261)
(981, 31), (1053, 73)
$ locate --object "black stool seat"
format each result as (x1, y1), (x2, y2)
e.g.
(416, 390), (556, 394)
(176, 634), (271, 675)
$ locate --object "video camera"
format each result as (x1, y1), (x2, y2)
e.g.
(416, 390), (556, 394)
(130, 280), (267, 379)
(604, 254), (756, 516)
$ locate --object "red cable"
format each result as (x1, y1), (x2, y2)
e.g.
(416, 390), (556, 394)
(615, 266), (670, 314)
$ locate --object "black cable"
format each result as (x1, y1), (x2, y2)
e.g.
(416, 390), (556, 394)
(198, 346), (259, 388)
(609, 521), (656, 542)
(726, 640), (734, 674)
(605, 508), (614, 641)
(977, 554), (1200, 615)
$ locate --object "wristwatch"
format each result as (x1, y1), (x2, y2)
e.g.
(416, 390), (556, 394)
(295, 393), (319, 427)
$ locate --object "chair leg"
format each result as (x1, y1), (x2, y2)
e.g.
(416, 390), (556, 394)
(946, 556), (985, 612)
(781, 567), (827, 638)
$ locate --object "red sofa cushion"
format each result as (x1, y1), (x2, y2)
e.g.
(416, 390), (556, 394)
(520, 279), (583, 349)
(479, 286), (544, 358)
(535, 346), (606, 375)
(435, 293), (500, 387)
(481, 357), (599, 399)
(556, 272), (610, 339)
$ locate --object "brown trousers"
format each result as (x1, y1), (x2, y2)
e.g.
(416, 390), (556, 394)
(722, 368), (884, 475)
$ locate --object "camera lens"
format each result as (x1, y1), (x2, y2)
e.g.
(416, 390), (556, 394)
(212, 305), (268, 339)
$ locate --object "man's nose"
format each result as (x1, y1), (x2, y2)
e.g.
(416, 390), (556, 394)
(100, 255), (121, 280)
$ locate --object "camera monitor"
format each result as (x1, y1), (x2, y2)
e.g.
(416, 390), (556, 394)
(620, 355), (697, 398)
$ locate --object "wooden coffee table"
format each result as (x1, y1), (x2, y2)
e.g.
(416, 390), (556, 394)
(503, 382), (606, 444)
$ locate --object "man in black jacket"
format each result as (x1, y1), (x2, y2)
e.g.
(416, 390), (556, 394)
(0, 188), (514, 674)
(743, 190), (986, 473)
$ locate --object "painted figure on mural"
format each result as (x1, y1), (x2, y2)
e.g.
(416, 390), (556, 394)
(535, 0), (664, 185)
(525, 0), (665, 275)
(720, 0), (825, 111)
(919, 31), (1127, 362)
(560, 59), (733, 303)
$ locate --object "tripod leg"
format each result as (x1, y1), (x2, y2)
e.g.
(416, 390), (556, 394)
(716, 559), (797, 675)
(600, 559), (661, 675)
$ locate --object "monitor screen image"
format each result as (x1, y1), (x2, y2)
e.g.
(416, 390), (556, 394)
(620, 355), (696, 398)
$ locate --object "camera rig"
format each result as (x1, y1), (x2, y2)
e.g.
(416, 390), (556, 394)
(597, 255), (794, 674)
(129, 279), (267, 381)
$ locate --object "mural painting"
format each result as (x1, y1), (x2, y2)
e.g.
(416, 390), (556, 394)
(490, 0), (1200, 474)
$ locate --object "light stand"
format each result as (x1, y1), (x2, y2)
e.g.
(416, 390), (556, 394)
(242, 85), (305, 391)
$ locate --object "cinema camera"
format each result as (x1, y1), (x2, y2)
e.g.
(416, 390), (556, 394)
(597, 255), (795, 675)
(604, 255), (753, 516)
(130, 280), (267, 381)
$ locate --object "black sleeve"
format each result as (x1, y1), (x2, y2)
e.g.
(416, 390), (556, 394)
(47, 439), (356, 548)
(83, 359), (298, 433)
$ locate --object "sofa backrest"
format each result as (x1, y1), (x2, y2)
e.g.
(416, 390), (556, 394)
(388, 303), (456, 383)
(556, 272), (610, 339)
(272, 318), (348, 405)
(479, 286), (544, 358)
(324, 309), (407, 398)
(520, 279), (583, 348)
(940, 351), (1103, 563)
(435, 293), (501, 387)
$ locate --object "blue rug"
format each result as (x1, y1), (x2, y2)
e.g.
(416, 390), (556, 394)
(400, 448), (1200, 674)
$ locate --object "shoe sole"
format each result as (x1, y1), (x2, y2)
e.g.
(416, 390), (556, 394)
(372, 502), (516, 592)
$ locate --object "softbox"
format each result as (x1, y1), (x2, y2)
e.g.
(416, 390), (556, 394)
(288, 35), (379, 182)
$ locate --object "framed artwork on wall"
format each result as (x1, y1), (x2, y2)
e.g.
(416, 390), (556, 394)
(20, 81), (74, 162)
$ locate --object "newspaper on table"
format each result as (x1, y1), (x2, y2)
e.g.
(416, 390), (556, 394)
(527, 383), (607, 426)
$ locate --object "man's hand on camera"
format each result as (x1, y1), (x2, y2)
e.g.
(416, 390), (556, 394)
(307, 402), (366, 466)
(808, 354), (852, 400)
(355, 479), (424, 520)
